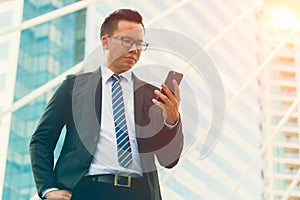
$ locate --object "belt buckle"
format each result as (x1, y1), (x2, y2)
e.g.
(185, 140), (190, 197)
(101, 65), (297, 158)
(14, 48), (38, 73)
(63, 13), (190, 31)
(114, 174), (131, 188)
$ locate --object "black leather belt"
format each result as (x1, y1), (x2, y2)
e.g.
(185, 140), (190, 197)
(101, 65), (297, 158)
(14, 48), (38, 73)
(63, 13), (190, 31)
(86, 174), (143, 188)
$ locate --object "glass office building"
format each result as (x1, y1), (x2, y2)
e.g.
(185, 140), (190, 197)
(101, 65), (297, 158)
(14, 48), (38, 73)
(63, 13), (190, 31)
(0, 1), (23, 198)
(2, 0), (86, 199)
(1, 0), (264, 199)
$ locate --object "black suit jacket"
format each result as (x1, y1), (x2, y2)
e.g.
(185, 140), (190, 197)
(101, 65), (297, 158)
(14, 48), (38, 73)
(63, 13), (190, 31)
(29, 68), (183, 200)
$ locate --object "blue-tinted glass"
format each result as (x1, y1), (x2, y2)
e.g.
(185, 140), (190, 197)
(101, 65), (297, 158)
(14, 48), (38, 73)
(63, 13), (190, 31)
(3, 1), (86, 199)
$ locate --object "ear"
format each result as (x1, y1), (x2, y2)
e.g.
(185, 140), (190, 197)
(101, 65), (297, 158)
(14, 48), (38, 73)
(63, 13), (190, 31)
(101, 36), (109, 50)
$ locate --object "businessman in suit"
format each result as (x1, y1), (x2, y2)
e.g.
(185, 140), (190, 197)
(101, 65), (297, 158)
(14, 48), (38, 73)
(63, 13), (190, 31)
(30, 9), (183, 200)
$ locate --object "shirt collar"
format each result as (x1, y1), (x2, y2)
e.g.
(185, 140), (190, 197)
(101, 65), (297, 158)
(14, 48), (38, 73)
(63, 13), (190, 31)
(101, 65), (132, 83)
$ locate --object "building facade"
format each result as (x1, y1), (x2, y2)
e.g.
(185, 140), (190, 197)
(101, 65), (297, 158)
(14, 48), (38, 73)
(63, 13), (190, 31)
(0, 0), (23, 199)
(258, 5), (300, 200)
(1, 0), (86, 199)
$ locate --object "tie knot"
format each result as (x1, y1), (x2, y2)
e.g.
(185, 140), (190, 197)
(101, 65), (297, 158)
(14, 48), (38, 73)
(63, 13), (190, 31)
(112, 74), (121, 82)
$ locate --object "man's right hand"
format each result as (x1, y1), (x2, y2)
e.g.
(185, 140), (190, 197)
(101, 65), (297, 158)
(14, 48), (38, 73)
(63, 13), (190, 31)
(45, 190), (72, 200)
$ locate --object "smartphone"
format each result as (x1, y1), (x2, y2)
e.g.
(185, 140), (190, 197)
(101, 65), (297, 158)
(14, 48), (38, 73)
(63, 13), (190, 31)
(157, 70), (183, 103)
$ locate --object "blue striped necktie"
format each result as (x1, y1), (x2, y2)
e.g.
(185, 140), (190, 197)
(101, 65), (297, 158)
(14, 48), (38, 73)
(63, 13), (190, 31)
(111, 74), (133, 168)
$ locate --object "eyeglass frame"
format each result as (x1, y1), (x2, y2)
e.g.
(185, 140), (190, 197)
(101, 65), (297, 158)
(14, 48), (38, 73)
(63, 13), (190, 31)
(107, 35), (149, 51)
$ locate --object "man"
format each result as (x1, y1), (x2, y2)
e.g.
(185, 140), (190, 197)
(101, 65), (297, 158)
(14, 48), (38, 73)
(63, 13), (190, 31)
(30, 9), (183, 200)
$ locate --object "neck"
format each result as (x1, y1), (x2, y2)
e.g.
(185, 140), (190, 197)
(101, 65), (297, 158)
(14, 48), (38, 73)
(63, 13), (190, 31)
(104, 63), (126, 75)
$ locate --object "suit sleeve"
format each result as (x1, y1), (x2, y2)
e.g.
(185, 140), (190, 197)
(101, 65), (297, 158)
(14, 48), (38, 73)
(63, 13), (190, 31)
(29, 75), (74, 198)
(153, 115), (184, 168)
(135, 83), (184, 169)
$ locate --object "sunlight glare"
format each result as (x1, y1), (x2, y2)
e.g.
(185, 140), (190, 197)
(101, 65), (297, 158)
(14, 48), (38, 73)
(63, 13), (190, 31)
(265, 5), (299, 29)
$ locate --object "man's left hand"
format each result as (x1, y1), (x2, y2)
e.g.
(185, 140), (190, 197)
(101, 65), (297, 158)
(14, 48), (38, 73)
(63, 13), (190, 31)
(152, 79), (180, 125)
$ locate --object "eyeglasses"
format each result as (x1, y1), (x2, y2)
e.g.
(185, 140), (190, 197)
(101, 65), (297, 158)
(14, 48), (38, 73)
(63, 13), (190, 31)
(108, 36), (149, 51)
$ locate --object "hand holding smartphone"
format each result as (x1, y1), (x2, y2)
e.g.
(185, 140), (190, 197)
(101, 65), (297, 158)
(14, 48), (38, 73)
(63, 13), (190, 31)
(157, 70), (183, 103)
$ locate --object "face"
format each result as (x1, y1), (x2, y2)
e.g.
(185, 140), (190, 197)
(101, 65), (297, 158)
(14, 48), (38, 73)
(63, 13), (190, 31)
(102, 20), (145, 74)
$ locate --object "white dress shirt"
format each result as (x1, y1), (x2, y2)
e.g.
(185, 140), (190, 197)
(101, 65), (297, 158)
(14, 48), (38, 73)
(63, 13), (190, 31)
(87, 65), (143, 177)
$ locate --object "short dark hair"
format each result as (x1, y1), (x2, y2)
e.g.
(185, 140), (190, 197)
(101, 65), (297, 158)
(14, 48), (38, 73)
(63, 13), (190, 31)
(100, 9), (145, 38)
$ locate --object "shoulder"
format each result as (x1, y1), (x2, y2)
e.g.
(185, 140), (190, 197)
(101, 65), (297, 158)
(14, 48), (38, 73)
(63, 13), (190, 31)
(132, 73), (159, 92)
(64, 67), (101, 85)
(68, 67), (100, 79)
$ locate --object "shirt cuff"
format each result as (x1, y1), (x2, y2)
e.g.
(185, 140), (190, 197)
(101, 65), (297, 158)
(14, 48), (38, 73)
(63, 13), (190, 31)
(164, 118), (179, 129)
(42, 188), (59, 198)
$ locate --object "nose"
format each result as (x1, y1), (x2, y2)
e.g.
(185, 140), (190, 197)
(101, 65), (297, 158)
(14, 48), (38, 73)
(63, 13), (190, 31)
(128, 43), (139, 53)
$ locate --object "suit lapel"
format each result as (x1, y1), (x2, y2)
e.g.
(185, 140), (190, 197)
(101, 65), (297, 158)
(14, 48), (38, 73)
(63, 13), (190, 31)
(72, 67), (102, 155)
(133, 73), (145, 127)
(95, 67), (102, 125)
(133, 74), (160, 200)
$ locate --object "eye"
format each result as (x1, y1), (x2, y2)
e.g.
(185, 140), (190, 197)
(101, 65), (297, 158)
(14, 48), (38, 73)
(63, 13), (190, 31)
(122, 37), (133, 45)
(135, 42), (143, 48)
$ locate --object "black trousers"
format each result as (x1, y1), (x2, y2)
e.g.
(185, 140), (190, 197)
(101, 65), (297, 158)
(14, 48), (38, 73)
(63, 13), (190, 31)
(71, 176), (148, 200)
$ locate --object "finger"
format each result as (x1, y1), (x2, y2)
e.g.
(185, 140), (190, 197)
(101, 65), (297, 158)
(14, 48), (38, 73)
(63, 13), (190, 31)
(62, 190), (72, 198)
(154, 89), (170, 104)
(161, 83), (177, 103)
(172, 79), (180, 101)
(161, 84), (177, 104)
(152, 98), (166, 110)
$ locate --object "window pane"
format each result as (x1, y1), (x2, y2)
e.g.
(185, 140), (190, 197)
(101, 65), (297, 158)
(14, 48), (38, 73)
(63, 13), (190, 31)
(0, 42), (9, 60)
(0, 11), (12, 29)
(0, 73), (6, 91)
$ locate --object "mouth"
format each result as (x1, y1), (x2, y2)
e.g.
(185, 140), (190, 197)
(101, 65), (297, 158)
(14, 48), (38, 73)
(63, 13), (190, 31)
(124, 56), (137, 62)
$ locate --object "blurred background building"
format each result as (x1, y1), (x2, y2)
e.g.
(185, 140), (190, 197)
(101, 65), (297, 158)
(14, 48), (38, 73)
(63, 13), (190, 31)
(0, 0), (86, 199)
(258, 1), (300, 199)
(0, 1), (23, 199)
(0, 0), (299, 199)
